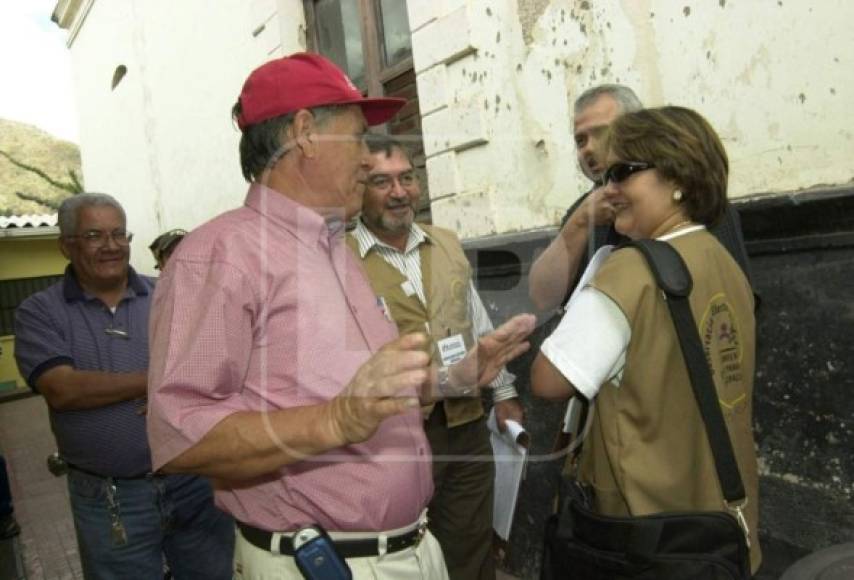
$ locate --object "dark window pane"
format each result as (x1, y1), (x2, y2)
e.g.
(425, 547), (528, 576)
(378, 0), (412, 68)
(0, 275), (64, 335)
(314, 0), (365, 89)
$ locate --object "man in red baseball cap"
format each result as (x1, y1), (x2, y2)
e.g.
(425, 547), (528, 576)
(146, 52), (535, 580)
(234, 52), (406, 130)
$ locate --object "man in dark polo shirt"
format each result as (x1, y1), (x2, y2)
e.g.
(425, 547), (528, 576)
(14, 193), (233, 580)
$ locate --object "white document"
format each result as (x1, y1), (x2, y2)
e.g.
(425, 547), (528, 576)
(487, 408), (529, 541)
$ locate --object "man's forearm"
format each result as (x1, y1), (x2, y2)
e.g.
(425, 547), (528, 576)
(529, 219), (588, 311)
(161, 404), (347, 481)
(37, 366), (147, 411)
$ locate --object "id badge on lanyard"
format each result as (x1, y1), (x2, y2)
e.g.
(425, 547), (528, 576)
(436, 333), (466, 366)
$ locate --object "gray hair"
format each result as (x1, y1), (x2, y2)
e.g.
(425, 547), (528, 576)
(232, 103), (340, 182)
(58, 193), (126, 236)
(574, 84), (643, 116)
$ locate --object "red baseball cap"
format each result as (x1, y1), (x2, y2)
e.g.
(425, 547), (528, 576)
(236, 52), (406, 130)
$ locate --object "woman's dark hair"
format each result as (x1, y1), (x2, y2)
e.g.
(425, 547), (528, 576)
(607, 106), (729, 225)
(231, 102), (337, 182)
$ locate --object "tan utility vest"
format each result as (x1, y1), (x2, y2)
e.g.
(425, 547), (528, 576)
(584, 230), (762, 573)
(347, 224), (483, 427)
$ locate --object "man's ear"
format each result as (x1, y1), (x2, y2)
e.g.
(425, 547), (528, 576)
(58, 237), (72, 260)
(292, 109), (318, 158)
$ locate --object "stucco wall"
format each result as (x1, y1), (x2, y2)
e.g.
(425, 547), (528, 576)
(0, 238), (66, 281)
(66, 0), (305, 274)
(62, 1), (854, 245)
(410, 0), (854, 239)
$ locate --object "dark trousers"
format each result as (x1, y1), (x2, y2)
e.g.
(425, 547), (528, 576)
(0, 455), (12, 517)
(425, 404), (495, 580)
(68, 470), (234, 580)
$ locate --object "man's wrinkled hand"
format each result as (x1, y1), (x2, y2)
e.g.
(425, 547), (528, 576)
(450, 313), (536, 391)
(326, 333), (429, 445)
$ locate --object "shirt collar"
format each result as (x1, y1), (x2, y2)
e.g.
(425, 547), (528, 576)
(62, 264), (149, 303)
(657, 224), (706, 242)
(244, 182), (344, 250)
(353, 220), (430, 258)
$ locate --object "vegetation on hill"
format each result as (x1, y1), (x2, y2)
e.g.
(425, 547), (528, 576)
(0, 118), (83, 216)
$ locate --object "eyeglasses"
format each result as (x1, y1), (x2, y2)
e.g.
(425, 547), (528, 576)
(367, 171), (418, 192)
(602, 162), (656, 185)
(67, 230), (134, 247)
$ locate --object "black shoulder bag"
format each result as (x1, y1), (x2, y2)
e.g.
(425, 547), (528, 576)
(541, 239), (753, 580)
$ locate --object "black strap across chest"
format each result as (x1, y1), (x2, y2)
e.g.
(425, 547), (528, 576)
(620, 239), (746, 505)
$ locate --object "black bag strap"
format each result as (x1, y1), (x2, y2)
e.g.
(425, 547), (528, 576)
(622, 239), (746, 504)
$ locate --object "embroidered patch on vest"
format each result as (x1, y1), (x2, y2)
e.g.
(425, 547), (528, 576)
(450, 278), (466, 302)
(700, 292), (746, 410)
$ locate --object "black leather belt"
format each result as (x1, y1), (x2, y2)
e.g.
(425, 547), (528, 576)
(237, 521), (423, 557)
(68, 463), (159, 480)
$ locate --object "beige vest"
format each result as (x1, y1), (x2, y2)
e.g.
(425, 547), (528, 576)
(347, 224), (483, 427)
(585, 230), (762, 573)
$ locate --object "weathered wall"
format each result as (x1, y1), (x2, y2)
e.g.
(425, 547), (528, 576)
(64, 0), (854, 251)
(739, 191), (854, 564)
(65, 0), (305, 274)
(410, 0), (854, 239)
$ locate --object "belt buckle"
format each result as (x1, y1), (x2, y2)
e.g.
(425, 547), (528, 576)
(415, 518), (428, 546)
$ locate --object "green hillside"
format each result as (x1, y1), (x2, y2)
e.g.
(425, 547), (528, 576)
(0, 118), (82, 216)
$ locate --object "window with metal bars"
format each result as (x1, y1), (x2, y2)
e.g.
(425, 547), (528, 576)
(0, 275), (63, 336)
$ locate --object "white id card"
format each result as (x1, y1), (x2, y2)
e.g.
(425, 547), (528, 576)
(437, 333), (467, 366)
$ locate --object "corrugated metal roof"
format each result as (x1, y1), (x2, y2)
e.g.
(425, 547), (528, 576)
(0, 214), (58, 229)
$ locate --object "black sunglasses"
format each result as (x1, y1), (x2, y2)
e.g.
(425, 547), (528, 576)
(603, 162), (656, 185)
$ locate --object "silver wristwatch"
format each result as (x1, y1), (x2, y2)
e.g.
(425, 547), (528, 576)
(437, 365), (474, 398)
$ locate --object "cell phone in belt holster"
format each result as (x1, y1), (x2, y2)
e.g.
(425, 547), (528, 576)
(293, 525), (352, 580)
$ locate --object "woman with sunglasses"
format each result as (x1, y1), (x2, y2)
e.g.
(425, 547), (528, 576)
(532, 106), (762, 576)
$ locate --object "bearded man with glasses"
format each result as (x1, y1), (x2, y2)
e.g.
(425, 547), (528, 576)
(349, 134), (524, 580)
(14, 193), (233, 580)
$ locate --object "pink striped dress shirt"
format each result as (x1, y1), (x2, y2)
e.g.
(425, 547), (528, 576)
(147, 184), (433, 532)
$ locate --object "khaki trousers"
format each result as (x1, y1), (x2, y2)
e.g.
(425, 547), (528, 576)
(233, 522), (448, 580)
